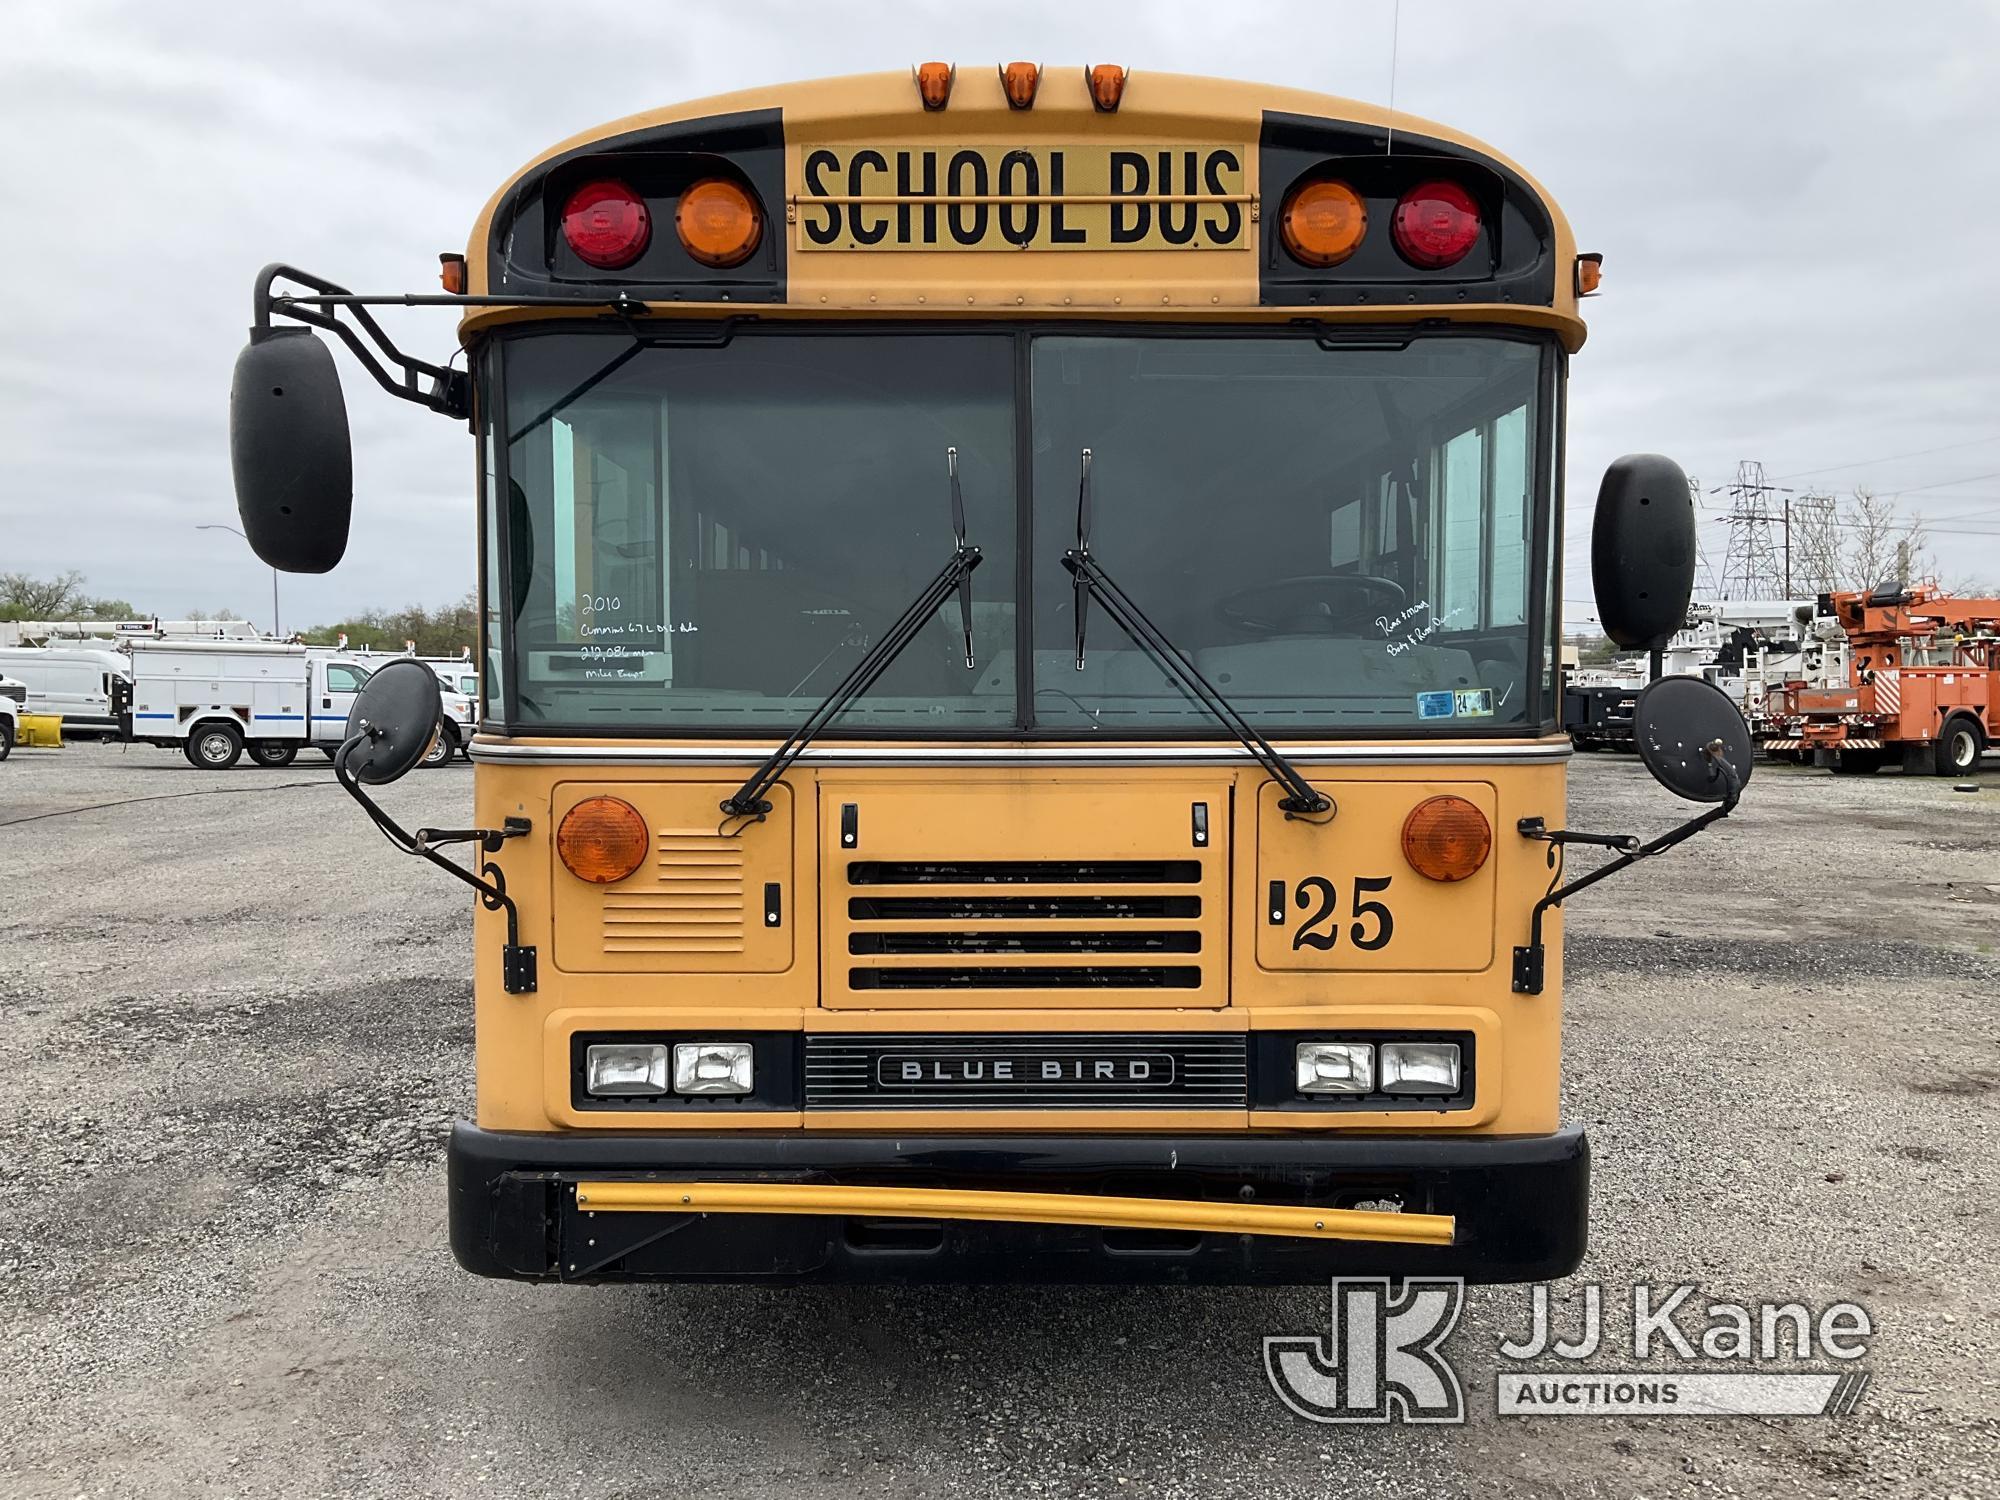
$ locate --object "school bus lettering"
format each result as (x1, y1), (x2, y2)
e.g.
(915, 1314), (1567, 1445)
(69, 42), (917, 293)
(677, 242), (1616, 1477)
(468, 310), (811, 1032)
(797, 143), (1249, 251)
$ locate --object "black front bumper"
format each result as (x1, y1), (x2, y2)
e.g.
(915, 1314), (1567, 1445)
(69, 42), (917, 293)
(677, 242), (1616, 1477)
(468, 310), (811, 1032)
(449, 1125), (1588, 1285)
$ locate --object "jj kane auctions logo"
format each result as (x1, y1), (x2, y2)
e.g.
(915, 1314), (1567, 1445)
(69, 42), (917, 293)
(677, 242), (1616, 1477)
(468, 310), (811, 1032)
(1266, 1280), (1875, 1422)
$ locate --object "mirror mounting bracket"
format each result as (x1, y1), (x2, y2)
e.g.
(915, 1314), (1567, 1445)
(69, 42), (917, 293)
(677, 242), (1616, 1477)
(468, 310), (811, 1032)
(1510, 748), (1742, 996)
(334, 736), (538, 993)
(255, 264), (470, 419)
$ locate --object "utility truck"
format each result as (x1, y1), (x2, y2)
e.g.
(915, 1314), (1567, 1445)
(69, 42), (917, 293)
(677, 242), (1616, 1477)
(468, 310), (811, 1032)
(125, 639), (375, 768)
(0, 674), (23, 760)
(0, 646), (133, 741)
(125, 640), (473, 769)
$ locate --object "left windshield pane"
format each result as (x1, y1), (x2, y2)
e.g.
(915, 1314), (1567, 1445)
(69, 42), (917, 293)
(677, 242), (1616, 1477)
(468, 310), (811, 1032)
(501, 333), (1017, 730)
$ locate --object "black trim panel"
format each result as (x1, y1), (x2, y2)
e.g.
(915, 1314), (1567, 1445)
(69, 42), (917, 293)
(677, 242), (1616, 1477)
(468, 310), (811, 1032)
(487, 108), (786, 305)
(1257, 112), (1558, 309)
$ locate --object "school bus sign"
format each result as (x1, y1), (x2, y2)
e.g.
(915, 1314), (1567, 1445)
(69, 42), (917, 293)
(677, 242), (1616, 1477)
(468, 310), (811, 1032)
(798, 143), (1251, 251)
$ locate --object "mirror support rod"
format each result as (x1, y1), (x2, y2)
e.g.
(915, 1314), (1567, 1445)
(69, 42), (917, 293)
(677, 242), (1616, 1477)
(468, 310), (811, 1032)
(1062, 450), (1331, 818)
(721, 449), (981, 822)
(1510, 746), (1742, 995)
(332, 732), (538, 993)
(253, 264), (686, 422)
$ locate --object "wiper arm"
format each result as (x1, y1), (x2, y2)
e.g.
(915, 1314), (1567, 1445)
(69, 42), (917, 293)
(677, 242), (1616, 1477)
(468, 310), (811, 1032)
(722, 447), (981, 821)
(1061, 449), (1332, 818)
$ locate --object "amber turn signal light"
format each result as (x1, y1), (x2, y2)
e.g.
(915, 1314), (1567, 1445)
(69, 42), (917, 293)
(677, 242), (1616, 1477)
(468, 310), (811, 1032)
(676, 178), (763, 268)
(1576, 252), (1603, 296)
(558, 797), (649, 884)
(1401, 796), (1491, 882)
(438, 253), (466, 294)
(1281, 178), (1368, 267)
(1087, 64), (1126, 113)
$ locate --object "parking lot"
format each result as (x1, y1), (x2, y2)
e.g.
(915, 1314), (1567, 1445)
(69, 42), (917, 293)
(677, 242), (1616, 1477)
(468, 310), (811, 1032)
(1, 743), (1995, 1498)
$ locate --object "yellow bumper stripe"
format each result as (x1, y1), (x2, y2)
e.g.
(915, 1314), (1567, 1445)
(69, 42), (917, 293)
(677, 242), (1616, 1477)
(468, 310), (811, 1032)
(571, 1180), (1454, 1246)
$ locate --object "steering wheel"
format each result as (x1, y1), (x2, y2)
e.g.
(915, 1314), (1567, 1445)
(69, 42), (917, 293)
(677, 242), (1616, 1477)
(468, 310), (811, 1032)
(1215, 574), (1409, 636)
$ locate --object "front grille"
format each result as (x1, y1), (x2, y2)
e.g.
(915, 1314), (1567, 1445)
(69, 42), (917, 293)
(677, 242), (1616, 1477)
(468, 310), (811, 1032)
(805, 1031), (1249, 1110)
(844, 858), (1205, 993)
(849, 860), (1202, 884)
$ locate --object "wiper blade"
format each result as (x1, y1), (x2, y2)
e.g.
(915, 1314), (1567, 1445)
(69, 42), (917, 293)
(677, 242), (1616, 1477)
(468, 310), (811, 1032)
(722, 447), (981, 821)
(1061, 448), (1332, 818)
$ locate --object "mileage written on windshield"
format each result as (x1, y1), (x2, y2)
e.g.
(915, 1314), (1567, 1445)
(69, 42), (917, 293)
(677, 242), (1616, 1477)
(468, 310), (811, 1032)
(796, 144), (1250, 252)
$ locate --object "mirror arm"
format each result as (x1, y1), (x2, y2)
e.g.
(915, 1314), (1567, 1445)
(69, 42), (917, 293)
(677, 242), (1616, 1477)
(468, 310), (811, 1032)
(1512, 754), (1742, 995)
(333, 734), (538, 993)
(254, 263), (469, 419)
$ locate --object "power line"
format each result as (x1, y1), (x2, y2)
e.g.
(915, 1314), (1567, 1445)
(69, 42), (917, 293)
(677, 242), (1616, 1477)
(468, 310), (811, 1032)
(1768, 432), (2000, 482)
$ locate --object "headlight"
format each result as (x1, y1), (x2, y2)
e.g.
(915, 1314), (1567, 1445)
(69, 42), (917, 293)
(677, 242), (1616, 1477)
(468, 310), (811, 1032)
(1379, 1041), (1461, 1095)
(1295, 1041), (1374, 1094)
(674, 1041), (754, 1096)
(584, 1042), (669, 1097)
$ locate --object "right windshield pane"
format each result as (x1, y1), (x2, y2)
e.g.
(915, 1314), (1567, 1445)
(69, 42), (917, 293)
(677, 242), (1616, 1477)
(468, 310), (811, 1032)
(1030, 335), (1544, 731)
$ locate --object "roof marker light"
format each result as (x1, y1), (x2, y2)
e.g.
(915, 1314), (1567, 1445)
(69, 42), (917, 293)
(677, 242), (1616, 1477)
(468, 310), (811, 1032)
(1087, 63), (1126, 113)
(1577, 252), (1603, 296)
(1001, 61), (1040, 109)
(915, 61), (955, 111)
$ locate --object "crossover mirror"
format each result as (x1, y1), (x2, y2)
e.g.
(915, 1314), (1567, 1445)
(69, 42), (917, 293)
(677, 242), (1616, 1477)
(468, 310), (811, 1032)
(338, 660), (441, 786)
(1592, 453), (1695, 650)
(229, 327), (353, 573)
(1633, 675), (1753, 804)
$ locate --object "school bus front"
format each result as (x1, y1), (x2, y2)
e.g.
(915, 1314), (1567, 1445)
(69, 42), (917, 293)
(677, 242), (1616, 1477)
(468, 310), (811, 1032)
(246, 68), (1607, 1284)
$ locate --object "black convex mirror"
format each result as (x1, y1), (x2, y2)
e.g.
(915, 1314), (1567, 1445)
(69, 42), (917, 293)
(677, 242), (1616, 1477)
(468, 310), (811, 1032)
(1634, 675), (1753, 803)
(339, 661), (441, 785)
(229, 327), (353, 574)
(1592, 454), (1695, 650)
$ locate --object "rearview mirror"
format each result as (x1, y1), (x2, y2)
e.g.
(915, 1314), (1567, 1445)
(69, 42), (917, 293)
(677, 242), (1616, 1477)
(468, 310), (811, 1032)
(1592, 454), (1695, 650)
(339, 660), (441, 785)
(229, 327), (353, 574)
(1633, 675), (1752, 803)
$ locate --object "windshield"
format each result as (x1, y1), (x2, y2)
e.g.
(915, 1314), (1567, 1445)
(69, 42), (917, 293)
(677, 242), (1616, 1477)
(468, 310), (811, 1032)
(1032, 335), (1544, 729)
(502, 332), (1016, 728)
(495, 329), (1550, 733)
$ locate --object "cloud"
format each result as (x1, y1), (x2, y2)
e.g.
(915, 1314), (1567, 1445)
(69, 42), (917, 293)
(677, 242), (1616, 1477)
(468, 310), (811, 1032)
(3, 0), (1995, 631)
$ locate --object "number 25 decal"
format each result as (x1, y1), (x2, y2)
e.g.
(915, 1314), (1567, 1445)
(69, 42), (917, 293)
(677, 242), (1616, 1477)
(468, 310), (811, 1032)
(1274, 876), (1395, 951)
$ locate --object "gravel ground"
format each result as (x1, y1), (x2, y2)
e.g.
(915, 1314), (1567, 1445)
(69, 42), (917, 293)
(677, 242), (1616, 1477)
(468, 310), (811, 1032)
(0, 741), (1995, 1498)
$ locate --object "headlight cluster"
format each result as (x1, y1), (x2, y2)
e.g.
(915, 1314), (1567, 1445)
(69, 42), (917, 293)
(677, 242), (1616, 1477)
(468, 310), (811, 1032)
(585, 1041), (754, 1098)
(1295, 1039), (1462, 1098)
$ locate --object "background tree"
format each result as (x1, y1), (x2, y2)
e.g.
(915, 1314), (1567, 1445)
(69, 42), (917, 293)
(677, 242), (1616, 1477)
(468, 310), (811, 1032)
(300, 592), (480, 657)
(0, 570), (137, 621)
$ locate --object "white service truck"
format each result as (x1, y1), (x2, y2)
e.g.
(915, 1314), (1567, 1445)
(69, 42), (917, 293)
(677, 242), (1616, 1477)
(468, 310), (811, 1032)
(124, 640), (469, 770)
(0, 645), (132, 741)
(0, 673), (24, 760)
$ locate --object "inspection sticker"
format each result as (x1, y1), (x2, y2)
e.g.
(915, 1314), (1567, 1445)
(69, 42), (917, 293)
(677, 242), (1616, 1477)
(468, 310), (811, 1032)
(1455, 688), (1495, 718)
(1416, 691), (1456, 720)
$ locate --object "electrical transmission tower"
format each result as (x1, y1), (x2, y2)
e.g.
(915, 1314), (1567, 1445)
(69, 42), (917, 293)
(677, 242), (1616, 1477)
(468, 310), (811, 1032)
(1713, 460), (1793, 599)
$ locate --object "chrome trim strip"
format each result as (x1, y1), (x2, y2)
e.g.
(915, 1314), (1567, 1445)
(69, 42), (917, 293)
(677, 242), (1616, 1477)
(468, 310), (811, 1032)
(469, 739), (1570, 767)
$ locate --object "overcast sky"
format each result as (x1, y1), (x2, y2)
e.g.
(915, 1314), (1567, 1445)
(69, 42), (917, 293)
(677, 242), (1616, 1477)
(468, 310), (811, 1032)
(5, 1), (1998, 631)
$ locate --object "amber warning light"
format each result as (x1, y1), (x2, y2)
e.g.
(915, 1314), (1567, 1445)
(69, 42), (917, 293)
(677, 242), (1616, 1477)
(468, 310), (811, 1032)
(558, 797), (650, 884)
(1402, 796), (1492, 882)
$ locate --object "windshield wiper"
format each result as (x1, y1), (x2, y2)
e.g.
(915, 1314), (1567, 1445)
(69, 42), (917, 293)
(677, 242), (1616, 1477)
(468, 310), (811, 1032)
(1061, 449), (1332, 818)
(721, 447), (981, 821)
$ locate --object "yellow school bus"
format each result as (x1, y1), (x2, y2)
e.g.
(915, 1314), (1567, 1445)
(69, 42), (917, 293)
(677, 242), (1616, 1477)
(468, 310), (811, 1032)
(227, 65), (1746, 1283)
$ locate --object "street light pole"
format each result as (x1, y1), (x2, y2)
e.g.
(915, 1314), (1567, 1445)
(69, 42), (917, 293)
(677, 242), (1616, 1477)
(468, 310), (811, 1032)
(194, 523), (280, 637)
